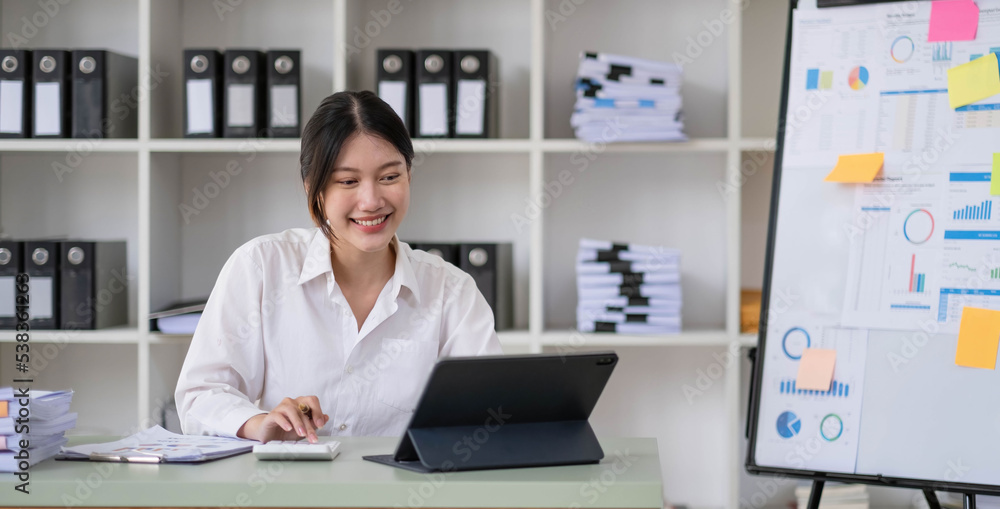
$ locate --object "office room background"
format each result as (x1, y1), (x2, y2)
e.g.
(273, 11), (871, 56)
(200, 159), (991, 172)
(0, 0), (927, 507)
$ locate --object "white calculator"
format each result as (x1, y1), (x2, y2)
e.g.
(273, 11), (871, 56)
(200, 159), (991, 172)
(252, 440), (341, 461)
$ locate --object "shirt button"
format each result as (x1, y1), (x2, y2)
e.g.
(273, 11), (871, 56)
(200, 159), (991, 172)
(339, 424), (347, 431)
(343, 310), (351, 318)
(346, 365), (354, 374)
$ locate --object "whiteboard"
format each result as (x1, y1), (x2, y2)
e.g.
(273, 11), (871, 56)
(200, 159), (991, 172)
(748, 0), (1000, 492)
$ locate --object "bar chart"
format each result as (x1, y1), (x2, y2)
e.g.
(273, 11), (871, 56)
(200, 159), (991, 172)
(805, 68), (833, 90)
(953, 199), (992, 221)
(932, 42), (953, 62)
(779, 379), (851, 398)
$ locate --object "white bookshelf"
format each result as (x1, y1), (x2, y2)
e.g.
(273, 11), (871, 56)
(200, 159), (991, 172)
(0, 0), (799, 507)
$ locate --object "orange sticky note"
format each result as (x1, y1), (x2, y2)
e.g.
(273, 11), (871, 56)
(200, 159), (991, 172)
(824, 153), (884, 183)
(955, 307), (1000, 369)
(0, 400), (7, 418)
(928, 0), (979, 42)
(796, 348), (837, 391)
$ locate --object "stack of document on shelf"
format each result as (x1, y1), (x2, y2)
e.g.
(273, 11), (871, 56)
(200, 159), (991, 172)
(795, 483), (869, 509)
(149, 299), (207, 334)
(0, 388), (75, 472)
(60, 425), (255, 463)
(576, 238), (681, 334)
(572, 52), (686, 143)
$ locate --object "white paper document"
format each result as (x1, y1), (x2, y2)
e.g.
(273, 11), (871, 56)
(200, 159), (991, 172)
(60, 425), (257, 463)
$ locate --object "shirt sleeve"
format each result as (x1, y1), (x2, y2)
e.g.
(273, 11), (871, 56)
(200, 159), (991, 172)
(439, 273), (504, 357)
(174, 247), (268, 437)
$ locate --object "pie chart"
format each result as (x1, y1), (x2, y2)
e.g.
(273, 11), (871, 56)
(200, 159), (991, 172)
(777, 411), (801, 438)
(848, 66), (869, 90)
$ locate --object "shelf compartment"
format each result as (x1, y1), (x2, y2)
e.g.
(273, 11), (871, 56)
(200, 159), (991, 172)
(400, 153), (532, 330)
(543, 0), (731, 140)
(541, 152), (728, 332)
(150, 152), (311, 313)
(149, 0), (335, 138)
(345, 0), (532, 139)
(0, 152), (140, 326)
(0, 342), (139, 434)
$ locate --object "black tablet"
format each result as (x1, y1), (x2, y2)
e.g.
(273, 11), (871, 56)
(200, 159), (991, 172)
(363, 351), (619, 473)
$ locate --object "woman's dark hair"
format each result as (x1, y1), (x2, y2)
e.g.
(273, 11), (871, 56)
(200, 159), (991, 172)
(300, 90), (414, 240)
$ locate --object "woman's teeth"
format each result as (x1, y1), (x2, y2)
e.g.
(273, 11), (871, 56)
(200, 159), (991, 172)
(352, 215), (387, 226)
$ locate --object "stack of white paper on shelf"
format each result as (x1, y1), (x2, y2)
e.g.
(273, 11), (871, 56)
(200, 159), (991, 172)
(572, 52), (686, 143)
(0, 388), (75, 472)
(576, 238), (681, 334)
(795, 483), (869, 509)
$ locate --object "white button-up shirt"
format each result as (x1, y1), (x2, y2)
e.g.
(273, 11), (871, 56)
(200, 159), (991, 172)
(175, 227), (503, 438)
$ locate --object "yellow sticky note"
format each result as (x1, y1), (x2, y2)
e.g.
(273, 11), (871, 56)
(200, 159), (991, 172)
(824, 153), (884, 183)
(948, 53), (1000, 109)
(796, 348), (837, 391)
(992, 154), (1000, 196)
(956, 307), (1000, 370)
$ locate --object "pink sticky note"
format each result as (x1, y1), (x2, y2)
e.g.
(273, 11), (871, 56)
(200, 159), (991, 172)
(929, 0), (979, 42)
(796, 348), (837, 391)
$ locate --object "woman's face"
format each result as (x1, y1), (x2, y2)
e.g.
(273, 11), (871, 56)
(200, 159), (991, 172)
(321, 133), (410, 254)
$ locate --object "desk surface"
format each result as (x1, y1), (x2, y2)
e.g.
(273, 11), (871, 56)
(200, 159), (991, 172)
(1, 436), (662, 508)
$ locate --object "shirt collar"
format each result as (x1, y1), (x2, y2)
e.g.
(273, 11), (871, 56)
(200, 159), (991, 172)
(296, 229), (421, 304)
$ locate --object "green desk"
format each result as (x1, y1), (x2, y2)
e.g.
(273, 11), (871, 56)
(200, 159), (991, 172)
(0, 436), (662, 508)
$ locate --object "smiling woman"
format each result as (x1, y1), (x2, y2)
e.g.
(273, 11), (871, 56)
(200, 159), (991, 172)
(174, 91), (503, 445)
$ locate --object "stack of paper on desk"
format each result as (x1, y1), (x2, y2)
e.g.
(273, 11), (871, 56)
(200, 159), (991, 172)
(572, 52), (686, 143)
(60, 425), (256, 463)
(0, 388), (75, 472)
(576, 239), (682, 334)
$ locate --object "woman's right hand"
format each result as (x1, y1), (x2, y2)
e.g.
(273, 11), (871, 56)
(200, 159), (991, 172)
(237, 396), (329, 443)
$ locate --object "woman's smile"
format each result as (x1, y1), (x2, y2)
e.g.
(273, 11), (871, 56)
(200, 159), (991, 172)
(350, 213), (392, 232)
